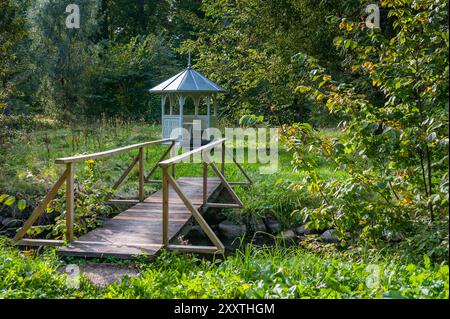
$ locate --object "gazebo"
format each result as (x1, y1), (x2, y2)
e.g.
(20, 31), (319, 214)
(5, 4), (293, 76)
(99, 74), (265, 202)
(149, 61), (226, 144)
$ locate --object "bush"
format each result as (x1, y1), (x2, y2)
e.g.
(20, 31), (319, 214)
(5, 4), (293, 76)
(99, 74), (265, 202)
(26, 160), (114, 240)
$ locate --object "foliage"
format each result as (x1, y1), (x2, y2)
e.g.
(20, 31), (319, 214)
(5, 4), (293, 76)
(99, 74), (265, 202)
(181, 0), (365, 124)
(0, 237), (96, 298)
(280, 0), (449, 261)
(26, 160), (114, 239)
(0, 0), (28, 112)
(0, 0), (448, 300)
(83, 34), (178, 122)
(0, 238), (447, 298)
(25, 0), (101, 120)
(0, 193), (27, 213)
(3, 0), (203, 120)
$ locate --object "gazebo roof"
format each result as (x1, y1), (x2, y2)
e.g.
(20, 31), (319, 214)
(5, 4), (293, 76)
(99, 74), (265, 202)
(149, 67), (226, 94)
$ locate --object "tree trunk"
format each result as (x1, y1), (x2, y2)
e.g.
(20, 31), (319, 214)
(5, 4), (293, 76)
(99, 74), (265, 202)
(100, 0), (109, 40)
(137, 0), (146, 33)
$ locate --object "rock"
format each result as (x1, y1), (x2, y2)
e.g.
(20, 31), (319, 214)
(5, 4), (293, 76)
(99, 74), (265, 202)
(218, 220), (247, 238)
(249, 215), (266, 233)
(1, 217), (22, 228)
(188, 225), (206, 238)
(295, 225), (313, 236)
(320, 229), (339, 243)
(279, 229), (296, 241)
(264, 217), (281, 233)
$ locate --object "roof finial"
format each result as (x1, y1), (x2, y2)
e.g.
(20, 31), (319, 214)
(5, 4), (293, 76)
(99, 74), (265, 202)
(188, 49), (191, 68)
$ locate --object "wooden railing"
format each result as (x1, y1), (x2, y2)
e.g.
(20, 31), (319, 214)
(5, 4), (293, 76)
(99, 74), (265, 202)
(14, 138), (176, 246)
(158, 138), (253, 254)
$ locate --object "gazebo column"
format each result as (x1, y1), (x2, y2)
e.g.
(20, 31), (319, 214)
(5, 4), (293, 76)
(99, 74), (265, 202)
(161, 95), (167, 117)
(178, 95), (185, 141)
(169, 94), (175, 115)
(206, 95), (211, 129)
(161, 95), (166, 139)
(213, 95), (217, 117)
(194, 94), (200, 117)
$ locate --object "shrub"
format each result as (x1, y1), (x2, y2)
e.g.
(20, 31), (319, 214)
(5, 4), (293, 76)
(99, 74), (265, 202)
(27, 160), (114, 239)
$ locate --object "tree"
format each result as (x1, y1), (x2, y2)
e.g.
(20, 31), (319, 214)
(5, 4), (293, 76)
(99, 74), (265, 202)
(180, 0), (363, 124)
(0, 0), (27, 113)
(82, 34), (178, 121)
(281, 0), (448, 252)
(25, 0), (100, 120)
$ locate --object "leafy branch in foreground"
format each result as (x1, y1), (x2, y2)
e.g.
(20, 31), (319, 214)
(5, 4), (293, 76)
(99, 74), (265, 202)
(281, 0), (448, 259)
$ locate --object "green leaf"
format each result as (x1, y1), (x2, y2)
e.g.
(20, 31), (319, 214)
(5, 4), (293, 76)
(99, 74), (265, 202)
(4, 196), (15, 207)
(18, 199), (27, 212)
(0, 194), (8, 203)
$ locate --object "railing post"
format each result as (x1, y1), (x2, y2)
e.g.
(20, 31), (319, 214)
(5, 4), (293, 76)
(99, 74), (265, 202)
(139, 147), (144, 202)
(162, 166), (169, 246)
(221, 141), (225, 176)
(66, 162), (74, 242)
(203, 162), (208, 204)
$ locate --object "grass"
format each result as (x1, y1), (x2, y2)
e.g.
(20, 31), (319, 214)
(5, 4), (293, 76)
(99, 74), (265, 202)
(0, 237), (447, 299)
(1, 119), (341, 228)
(1, 118), (447, 299)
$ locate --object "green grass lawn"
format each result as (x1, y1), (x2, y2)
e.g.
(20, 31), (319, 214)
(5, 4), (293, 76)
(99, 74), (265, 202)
(1, 120), (341, 227)
(0, 120), (448, 299)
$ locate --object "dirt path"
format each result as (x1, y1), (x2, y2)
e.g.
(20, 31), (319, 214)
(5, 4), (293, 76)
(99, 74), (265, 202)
(58, 262), (140, 287)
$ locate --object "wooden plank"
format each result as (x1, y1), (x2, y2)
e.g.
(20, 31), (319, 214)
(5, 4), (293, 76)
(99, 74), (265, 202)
(139, 147), (145, 202)
(225, 147), (253, 185)
(145, 179), (162, 184)
(59, 241), (162, 259)
(229, 181), (252, 186)
(14, 168), (69, 242)
(144, 141), (174, 181)
(55, 138), (175, 164)
(108, 199), (140, 205)
(166, 244), (220, 254)
(66, 163), (75, 242)
(159, 138), (226, 166)
(112, 155), (139, 190)
(57, 177), (222, 258)
(17, 239), (65, 247)
(203, 162), (208, 204)
(208, 160), (244, 208)
(203, 203), (242, 208)
(162, 167), (169, 245)
(166, 174), (225, 253)
(221, 141), (225, 175)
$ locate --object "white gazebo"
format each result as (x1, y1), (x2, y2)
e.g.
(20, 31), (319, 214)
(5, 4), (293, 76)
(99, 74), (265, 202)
(149, 62), (226, 143)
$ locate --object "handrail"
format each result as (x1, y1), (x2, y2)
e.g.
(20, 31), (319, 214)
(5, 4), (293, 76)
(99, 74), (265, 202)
(15, 137), (253, 253)
(15, 138), (176, 246)
(159, 138), (226, 166)
(159, 138), (253, 254)
(55, 138), (176, 164)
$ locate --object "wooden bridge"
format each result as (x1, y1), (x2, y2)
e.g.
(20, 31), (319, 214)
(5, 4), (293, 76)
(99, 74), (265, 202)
(13, 138), (252, 258)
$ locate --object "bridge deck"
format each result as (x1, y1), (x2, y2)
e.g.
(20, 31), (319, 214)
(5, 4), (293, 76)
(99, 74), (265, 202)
(58, 177), (221, 259)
